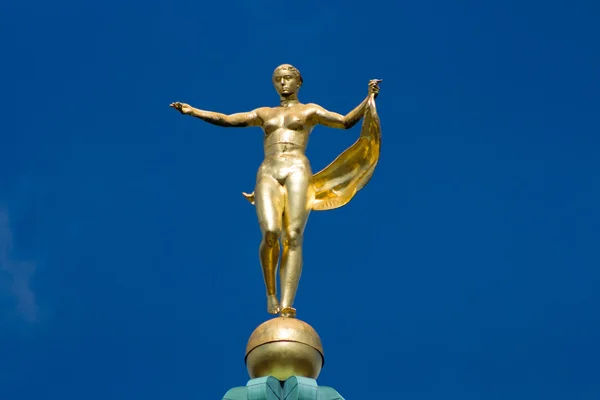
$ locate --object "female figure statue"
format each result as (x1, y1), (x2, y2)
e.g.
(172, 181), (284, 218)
(170, 64), (381, 318)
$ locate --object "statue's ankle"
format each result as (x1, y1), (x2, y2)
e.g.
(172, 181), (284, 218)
(280, 307), (296, 318)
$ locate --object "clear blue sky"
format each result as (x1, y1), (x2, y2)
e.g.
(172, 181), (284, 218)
(1, 0), (599, 399)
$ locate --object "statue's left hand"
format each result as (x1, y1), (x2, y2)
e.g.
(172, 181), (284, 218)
(368, 79), (382, 98)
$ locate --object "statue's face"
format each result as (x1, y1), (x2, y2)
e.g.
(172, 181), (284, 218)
(273, 69), (301, 97)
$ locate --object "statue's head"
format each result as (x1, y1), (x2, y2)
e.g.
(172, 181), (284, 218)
(273, 64), (303, 97)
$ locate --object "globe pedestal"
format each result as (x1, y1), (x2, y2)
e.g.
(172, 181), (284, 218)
(221, 317), (345, 400)
(246, 317), (324, 381)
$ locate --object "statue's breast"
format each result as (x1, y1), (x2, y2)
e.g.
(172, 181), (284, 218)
(284, 115), (304, 131)
(264, 115), (284, 135)
(264, 114), (306, 135)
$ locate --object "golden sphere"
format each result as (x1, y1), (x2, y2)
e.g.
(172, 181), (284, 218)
(245, 317), (324, 381)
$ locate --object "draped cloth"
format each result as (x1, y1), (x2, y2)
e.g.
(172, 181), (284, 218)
(242, 95), (381, 211)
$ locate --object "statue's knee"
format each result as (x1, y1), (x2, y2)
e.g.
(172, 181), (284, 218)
(264, 230), (280, 247)
(284, 231), (303, 249)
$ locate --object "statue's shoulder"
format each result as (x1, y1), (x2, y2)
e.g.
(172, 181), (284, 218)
(254, 106), (273, 119)
(304, 103), (325, 113)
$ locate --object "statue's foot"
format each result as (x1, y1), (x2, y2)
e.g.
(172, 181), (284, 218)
(280, 307), (296, 318)
(267, 295), (281, 315)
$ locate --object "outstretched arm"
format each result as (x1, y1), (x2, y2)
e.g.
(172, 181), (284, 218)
(312, 79), (381, 130)
(170, 102), (263, 128)
(313, 97), (369, 130)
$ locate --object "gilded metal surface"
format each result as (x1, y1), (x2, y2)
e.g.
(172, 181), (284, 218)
(310, 95), (381, 210)
(170, 65), (382, 316)
(245, 317), (324, 357)
(245, 317), (324, 380)
(246, 342), (323, 381)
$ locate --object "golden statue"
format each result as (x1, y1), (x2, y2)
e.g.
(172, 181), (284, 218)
(170, 64), (381, 319)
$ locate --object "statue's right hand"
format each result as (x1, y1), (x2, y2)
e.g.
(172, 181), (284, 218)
(170, 102), (193, 115)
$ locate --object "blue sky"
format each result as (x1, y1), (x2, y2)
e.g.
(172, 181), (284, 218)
(1, 0), (599, 399)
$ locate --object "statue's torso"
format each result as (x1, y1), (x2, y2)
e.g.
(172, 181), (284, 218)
(253, 103), (317, 183)
(259, 104), (317, 156)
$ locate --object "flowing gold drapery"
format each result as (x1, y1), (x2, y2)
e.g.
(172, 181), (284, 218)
(243, 96), (381, 211)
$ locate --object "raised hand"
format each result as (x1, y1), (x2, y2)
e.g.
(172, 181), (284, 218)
(368, 79), (382, 98)
(170, 102), (193, 115)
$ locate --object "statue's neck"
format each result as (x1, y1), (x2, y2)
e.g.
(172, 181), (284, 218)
(280, 97), (299, 107)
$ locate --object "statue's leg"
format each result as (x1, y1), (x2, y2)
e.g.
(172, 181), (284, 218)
(255, 175), (285, 315)
(280, 170), (313, 314)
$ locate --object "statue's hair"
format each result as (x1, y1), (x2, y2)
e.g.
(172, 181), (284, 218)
(273, 64), (303, 85)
